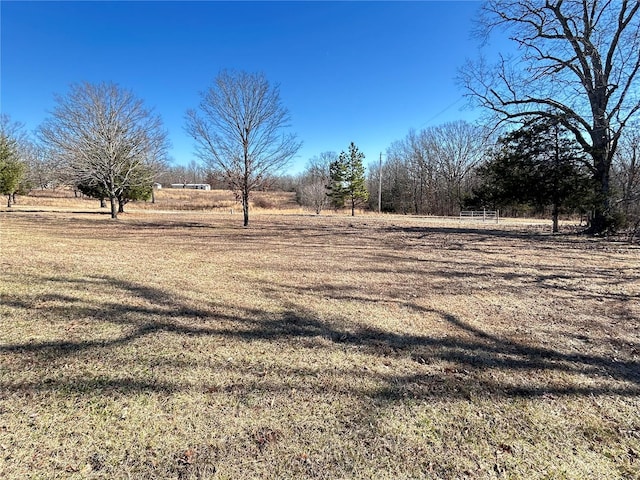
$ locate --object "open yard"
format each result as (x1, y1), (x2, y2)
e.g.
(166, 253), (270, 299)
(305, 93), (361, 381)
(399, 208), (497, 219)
(1, 197), (639, 478)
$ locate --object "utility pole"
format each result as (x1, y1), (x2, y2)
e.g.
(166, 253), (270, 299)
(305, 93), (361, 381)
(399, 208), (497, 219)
(378, 152), (383, 214)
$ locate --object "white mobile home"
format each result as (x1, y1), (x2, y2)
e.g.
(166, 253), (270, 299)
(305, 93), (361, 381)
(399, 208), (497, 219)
(170, 183), (211, 190)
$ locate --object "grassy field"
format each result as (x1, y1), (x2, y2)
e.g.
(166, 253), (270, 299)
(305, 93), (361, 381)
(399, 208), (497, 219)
(1, 192), (639, 479)
(23, 187), (301, 214)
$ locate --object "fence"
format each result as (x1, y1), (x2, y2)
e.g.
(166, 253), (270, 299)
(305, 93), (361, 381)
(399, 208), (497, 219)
(459, 209), (500, 223)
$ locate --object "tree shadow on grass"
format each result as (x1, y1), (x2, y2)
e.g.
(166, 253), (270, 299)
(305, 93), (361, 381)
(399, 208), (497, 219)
(13, 377), (181, 396)
(380, 223), (640, 251)
(1, 274), (638, 400)
(382, 224), (548, 242)
(3, 209), (117, 216)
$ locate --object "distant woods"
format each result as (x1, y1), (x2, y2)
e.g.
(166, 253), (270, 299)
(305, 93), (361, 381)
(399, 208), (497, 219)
(292, 119), (639, 234)
(371, 121), (488, 217)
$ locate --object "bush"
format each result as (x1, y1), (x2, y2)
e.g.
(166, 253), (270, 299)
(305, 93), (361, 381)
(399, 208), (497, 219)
(252, 196), (275, 209)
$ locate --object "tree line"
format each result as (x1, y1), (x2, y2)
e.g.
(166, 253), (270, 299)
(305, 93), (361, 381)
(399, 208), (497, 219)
(291, 118), (639, 236)
(3, 99), (639, 233)
(2, 0), (639, 233)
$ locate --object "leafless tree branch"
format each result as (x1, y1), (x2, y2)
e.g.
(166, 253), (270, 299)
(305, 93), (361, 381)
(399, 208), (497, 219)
(39, 82), (169, 218)
(185, 70), (301, 226)
(461, 0), (640, 232)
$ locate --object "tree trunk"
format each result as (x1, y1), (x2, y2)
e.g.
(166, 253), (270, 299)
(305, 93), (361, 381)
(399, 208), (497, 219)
(118, 198), (125, 214)
(242, 190), (249, 227)
(351, 196), (355, 216)
(6, 194), (11, 208)
(552, 203), (559, 233)
(588, 149), (612, 234)
(12, 193), (17, 205)
(243, 140), (250, 227)
(109, 196), (118, 219)
(583, 85), (614, 234)
(100, 198), (106, 208)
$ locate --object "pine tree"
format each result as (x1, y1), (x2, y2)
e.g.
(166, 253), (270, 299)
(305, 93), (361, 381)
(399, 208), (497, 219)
(327, 158), (347, 210)
(327, 142), (368, 216)
(0, 133), (26, 207)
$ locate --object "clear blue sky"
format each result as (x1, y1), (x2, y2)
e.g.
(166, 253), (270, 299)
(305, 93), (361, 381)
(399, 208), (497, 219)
(1, 1), (505, 174)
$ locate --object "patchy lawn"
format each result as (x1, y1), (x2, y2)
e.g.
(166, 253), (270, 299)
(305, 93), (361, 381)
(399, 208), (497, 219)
(1, 209), (639, 479)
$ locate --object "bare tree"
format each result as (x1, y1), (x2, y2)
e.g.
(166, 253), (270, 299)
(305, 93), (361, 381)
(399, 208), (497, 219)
(296, 152), (335, 214)
(23, 142), (51, 190)
(0, 114), (29, 147)
(379, 141), (415, 214)
(185, 70), (301, 226)
(462, 0), (640, 233)
(381, 129), (444, 215)
(40, 82), (169, 219)
(186, 159), (205, 184)
(428, 121), (490, 215)
(613, 124), (640, 237)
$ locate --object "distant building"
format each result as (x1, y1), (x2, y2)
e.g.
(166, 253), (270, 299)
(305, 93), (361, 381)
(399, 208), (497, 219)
(153, 182), (163, 189)
(170, 183), (211, 190)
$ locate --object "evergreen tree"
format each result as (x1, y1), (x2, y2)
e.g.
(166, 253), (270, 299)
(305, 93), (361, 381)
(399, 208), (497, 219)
(77, 163), (154, 213)
(327, 142), (368, 216)
(115, 163), (154, 213)
(327, 158), (347, 210)
(474, 118), (593, 232)
(0, 132), (26, 207)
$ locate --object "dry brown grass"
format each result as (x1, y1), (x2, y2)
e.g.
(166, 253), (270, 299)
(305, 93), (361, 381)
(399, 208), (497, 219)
(1, 195), (639, 479)
(19, 188), (302, 215)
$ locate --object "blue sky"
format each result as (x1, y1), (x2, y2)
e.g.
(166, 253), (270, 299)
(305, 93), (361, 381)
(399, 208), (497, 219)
(1, 1), (506, 174)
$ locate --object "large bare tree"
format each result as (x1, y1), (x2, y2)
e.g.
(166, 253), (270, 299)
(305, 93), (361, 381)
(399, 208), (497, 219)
(185, 70), (301, 226)
(462, 0), (640, 233)
(40, 82), (169, 219)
